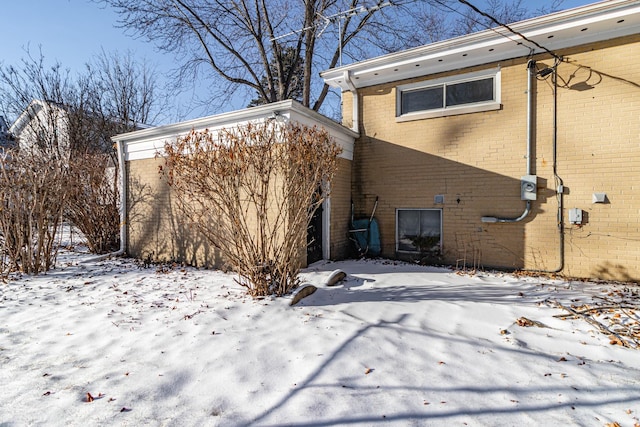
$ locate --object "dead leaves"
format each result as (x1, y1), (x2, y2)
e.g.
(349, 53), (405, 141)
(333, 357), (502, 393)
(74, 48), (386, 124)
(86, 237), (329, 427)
(551, 294), (640, 349)
(81, 391), (130, 413)
(552, 285), (640, 349)
(516, 317), (548, 328)
(85, 392), (104, 403)
(609, 335), (625, 346)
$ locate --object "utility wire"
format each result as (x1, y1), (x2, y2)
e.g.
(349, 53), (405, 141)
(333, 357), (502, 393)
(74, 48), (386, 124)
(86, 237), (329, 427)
(455, 0), (563, 60)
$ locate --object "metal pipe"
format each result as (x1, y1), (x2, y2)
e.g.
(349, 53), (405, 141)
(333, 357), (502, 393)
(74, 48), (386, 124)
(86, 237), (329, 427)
(481, 201), (530, 223)
(533, 64), (564, 273)
(480, 62), (536, 224)
(526, 60), (535, 176)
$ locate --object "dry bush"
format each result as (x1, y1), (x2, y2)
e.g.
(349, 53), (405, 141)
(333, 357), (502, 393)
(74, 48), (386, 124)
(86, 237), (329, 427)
(65, 151), (120, 254)
(162, 121), (341, 296)
(0, 149), (67, 278)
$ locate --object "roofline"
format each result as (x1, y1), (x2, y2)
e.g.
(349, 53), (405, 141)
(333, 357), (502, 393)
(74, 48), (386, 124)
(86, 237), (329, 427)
(321, 0), (640, 90)
(112, 99), (358, 143)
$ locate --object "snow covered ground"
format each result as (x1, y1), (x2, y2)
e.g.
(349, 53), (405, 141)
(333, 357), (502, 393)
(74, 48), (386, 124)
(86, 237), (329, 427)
(1, 246), (639, 426)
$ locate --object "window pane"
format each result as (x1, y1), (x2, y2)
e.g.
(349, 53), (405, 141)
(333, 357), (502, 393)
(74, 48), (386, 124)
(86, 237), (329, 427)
(446, 78), (494, 107)
(397, 209), (441, 252)
(418, 210), (441, 252)
(420, 210), (441, 236)
(397, 210), (420, 252)
(401, 86), (443, 114)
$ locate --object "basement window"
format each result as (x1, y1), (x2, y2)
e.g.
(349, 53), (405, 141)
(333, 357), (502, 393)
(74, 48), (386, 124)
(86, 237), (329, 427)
(396, 209), (442, 253)
(396, 68), (501, 121)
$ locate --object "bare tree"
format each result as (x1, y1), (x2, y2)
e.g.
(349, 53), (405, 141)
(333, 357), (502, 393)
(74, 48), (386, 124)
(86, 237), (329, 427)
(98, 0), (566, 114)
(0, 50), (161, 259)
(162, 121), (342, 296)
(65, 50), (161, 253)
(97, 0), (432, 113)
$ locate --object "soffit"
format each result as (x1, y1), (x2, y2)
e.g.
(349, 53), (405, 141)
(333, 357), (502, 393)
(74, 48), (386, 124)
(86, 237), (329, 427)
(322, 0), (640, 90)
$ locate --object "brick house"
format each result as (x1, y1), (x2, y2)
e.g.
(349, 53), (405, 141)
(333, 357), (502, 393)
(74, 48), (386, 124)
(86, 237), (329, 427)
(321, 0), (640, 281)
(113, 100), (357, 267)
(116, 0), (640, 281)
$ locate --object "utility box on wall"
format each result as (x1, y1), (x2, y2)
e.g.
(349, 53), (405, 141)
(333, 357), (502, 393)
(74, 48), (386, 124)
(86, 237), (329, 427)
(521, 175), (537, 201)
(569, 208), (583, 224)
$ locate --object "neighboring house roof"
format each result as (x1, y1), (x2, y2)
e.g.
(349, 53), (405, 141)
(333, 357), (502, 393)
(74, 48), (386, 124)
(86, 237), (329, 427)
(8, 99), (64, 138)
(9, 99), (151, 137)
(321, 0), (640, 90)
(113, 99), (358, 161)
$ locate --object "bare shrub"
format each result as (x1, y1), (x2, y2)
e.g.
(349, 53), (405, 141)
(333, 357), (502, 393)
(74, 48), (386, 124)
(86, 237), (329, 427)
(0, 149), (67, 278)
(65, 151), (120, 254)
(162, 121), (341, 296)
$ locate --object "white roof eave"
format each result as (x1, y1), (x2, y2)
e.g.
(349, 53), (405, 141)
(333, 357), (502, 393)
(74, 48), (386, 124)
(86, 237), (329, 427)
(321, 0), (640, 90)
(113, 99), (357, 144)
(114, 99), (357, 161)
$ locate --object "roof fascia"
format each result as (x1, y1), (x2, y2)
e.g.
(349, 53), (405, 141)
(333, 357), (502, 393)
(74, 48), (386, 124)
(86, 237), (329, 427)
(112, 99), (357, 144)
(321, 0), (640, 90)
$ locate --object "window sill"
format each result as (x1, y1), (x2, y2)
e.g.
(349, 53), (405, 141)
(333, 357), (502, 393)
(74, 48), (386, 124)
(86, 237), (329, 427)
(396, 102), (501, 123)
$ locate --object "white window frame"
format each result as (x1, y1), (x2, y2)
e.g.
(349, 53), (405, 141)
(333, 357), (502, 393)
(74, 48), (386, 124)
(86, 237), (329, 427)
(396, 68), (501, 122)
(395, 208), (443, 254)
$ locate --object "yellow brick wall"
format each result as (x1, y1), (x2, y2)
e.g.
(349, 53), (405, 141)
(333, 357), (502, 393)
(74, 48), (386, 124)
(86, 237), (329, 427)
(126, 154), (353, 267)
(126, 157), (221, 267)
(349, 34), (640, 281)
(330, 157), (353, 259)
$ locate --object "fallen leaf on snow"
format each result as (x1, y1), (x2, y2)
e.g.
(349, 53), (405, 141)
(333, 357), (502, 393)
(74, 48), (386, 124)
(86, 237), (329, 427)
(516, 317), (547, 328)
(609, 336), (624, 346)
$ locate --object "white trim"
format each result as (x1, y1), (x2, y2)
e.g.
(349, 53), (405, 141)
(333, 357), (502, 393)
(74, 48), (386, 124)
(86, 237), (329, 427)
(321, 0), (640, 91)
(113, 100), (357, 161)
(396, 68), (501, 121)
(322, 196), (331, 260)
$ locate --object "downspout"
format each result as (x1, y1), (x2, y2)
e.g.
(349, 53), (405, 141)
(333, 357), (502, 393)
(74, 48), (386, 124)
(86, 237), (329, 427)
(81, 138), (127, 262)
(343, 70), (359, 133)
(542, 65), (564, 273)
(481, 61), (536, 223)
(115, 138), (127, 256)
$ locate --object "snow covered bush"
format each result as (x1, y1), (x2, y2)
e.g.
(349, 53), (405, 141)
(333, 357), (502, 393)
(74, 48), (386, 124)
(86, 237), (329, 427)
(162, 121), (341, 296)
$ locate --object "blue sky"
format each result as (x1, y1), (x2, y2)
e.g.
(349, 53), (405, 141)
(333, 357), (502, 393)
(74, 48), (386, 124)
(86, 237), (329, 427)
(1, 0), (596, 123)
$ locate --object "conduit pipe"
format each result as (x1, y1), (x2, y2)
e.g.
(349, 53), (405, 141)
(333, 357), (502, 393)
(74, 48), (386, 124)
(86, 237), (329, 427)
(481, 60), (536, 224)
(537, 64), (565, 274)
